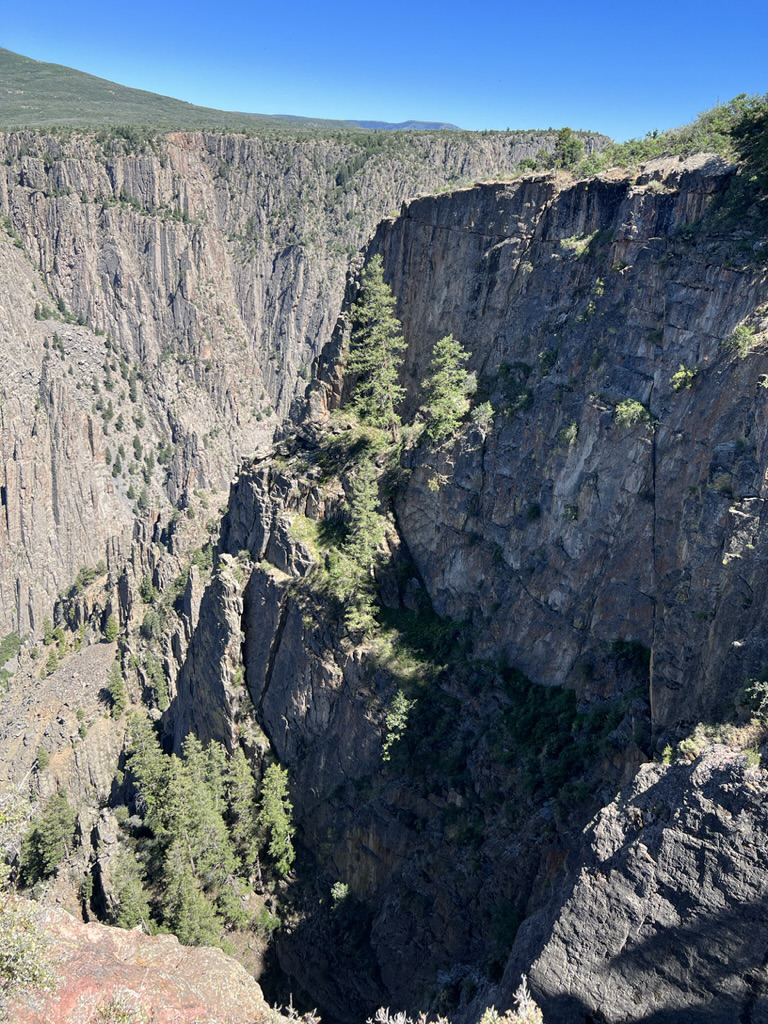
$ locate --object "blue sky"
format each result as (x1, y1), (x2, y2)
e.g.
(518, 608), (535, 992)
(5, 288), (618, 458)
(4, 0), (767, 140)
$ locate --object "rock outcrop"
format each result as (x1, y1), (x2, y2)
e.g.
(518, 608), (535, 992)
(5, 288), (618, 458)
(165, 153), (768, 1020)
(4, 899), (270, 1024)
(499, 747), (768, 1023)
(369, 155), (768, 735)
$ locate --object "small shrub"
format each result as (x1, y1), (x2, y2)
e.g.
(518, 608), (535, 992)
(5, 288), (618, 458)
(727, 324), (758, 358)
(466, 399), (489, 428)
(670, 364), (697, 390)
(558, 422), (578, 447)
(382, 689), (415, 761)
(745, 746), (761, 768)
(0, 898), (54, 998)
(615, 399), (650, 427)
(330, 881), (350, 906)
(479, 978), (543, 1024)
(94, 992), (149, 1024)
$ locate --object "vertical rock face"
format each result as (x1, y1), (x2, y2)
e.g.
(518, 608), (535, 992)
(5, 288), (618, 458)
(366, 155), (768, 734)
(165, 154), (768, 1022)
(176, 457), (384, 796)
(499, 749), (768, 1024)
(0, 127), (571, 634)
(172, 553), (246, 752)
(0, 236), (136, 633)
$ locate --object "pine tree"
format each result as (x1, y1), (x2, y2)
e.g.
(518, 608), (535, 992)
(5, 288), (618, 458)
(258, 764), (295, 878)
(107, 661), (127, 717)
(126, 715), (167, 824)
(423, 334), (474, 442)
(340, 461), (385, 636)
(20, 792), (76, 884)
(111, 849), (151, 930)
(161, 839), (222, 947)
(348, 254), (406, 440)
(226, 748), (261, 883)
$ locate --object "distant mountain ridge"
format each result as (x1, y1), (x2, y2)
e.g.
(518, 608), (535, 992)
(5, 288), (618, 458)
(0, 48), (461, 133)
(351, 119), (461, 131)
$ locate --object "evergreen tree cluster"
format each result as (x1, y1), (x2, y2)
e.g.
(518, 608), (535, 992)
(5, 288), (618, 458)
(19, 793), (76, 886)
(348, 255), (475, 445)
(329, 255), (477, 637)
(121, 717), (294, 946)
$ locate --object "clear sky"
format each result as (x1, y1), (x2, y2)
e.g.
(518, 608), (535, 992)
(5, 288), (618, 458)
(3, 0), (767, 140)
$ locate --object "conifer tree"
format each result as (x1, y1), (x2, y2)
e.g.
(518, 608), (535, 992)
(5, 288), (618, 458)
(258, 764), (295, 878)
(348, 254), (406, 440)
(423, 334), (474, 442)
(19, 792), (76, 884)
(111, 850), (152, 930)
(226, 748), (261, 883)
(340, 461), (385, 636)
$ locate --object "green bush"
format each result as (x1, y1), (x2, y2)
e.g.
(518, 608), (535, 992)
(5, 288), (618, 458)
(670, 364), (697, 390)
(0, 898), (54, 997)
(615, 399), (650, 427)
(726, 324), (758, 358)
(20, 793), (76, 885)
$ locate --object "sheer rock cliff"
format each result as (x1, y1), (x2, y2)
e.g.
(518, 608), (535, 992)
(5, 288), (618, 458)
(168, 154), (768, 1020)
(0, 128), (573, 634)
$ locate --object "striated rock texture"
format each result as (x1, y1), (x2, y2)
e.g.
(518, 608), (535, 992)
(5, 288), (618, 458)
(367, 154), (768, 735)
(498, 747), (768, 1024)
(4, 900), (270, 1024)
(0, 127), (589, 635)
(164, 154), (768, 1020)
(0, 232), (137, 634)
(179, 456), (385, 792)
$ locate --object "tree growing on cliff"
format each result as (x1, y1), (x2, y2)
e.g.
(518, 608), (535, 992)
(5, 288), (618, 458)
(423, 334), (475, 442)
(19, 792), (76, 885)
(730, 94), (768, 193)
(552, 127), (585, 170)
(348, 254), (406, 440)
(258, 763), (295, 878)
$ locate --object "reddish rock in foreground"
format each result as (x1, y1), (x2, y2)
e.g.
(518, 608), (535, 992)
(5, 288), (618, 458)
(6, 902), (271, 1024)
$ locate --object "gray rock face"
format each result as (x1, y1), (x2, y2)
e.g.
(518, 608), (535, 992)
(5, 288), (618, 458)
(0, 640), (124, 801)
(172, 554), (247, 752)
(497, 748), (768, 1023)
(365, 155), (768, 734)
(175, 456), (384, 799)
(0, 127), (572, 637)
(162, 155), (768, 1020)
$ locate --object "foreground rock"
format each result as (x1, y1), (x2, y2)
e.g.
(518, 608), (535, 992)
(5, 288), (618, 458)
(5, 902), (271, 1024)
(499, 748), (768, 1023)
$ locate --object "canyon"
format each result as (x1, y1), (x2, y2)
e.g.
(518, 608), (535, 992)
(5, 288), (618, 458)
(1, 107), (768, 1024)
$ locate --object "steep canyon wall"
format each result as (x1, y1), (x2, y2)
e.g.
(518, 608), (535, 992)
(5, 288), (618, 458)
(0, 128), (571, 632)
(175, 154), (768, 1022)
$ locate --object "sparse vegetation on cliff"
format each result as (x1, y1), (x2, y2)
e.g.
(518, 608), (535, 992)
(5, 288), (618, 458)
(348, 255), (407, 440)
